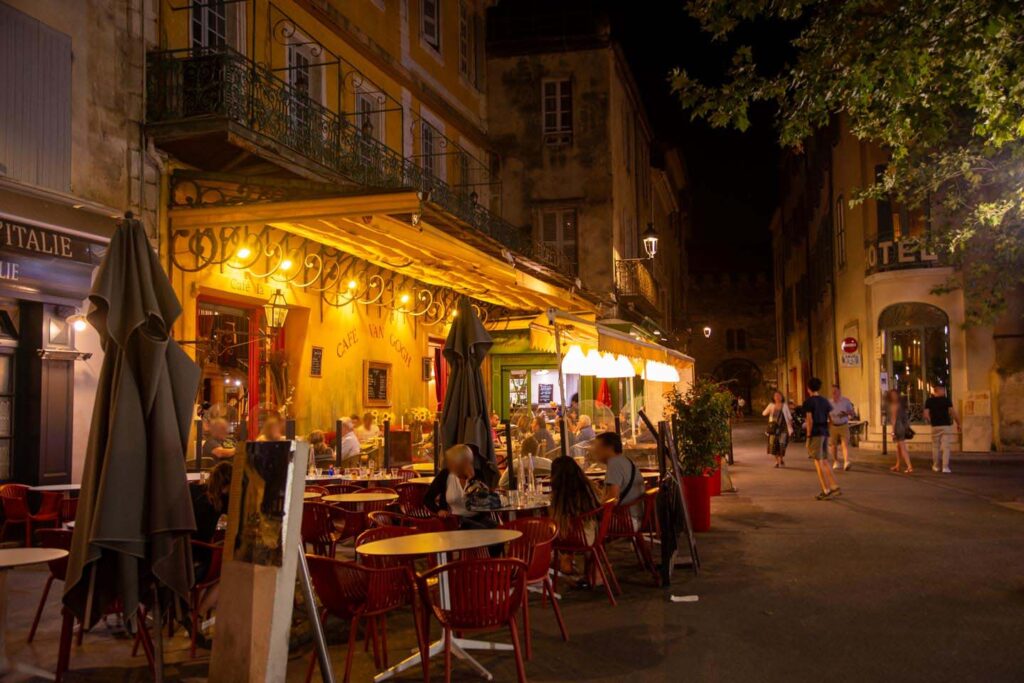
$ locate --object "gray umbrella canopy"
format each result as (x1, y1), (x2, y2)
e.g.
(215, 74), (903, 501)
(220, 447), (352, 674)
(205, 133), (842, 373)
(63, 215), (200, 626)
(441, 298), (497, 476)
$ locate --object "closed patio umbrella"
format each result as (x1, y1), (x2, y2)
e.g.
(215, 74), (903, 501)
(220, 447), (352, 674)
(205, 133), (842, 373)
(441, 298), (497, 483)
(63, 213), (199, 630)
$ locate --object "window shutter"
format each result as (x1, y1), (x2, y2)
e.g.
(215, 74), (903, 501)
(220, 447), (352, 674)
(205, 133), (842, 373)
(0, 4), (71, 192)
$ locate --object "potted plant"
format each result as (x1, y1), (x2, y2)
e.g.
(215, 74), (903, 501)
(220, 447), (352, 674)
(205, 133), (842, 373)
(666, 378), (733, 532)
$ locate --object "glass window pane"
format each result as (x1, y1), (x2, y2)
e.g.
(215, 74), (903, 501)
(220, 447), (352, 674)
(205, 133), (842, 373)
(0, 355), (11, 393)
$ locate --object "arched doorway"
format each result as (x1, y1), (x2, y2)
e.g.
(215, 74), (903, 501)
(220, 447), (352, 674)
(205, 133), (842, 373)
(713, 358), (763, 415)
(879, 302), (951, 423)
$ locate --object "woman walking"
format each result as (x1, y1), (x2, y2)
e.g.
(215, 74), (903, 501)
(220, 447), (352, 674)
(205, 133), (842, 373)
(762, 391), (794, 468)
(886, 390), (914, 473)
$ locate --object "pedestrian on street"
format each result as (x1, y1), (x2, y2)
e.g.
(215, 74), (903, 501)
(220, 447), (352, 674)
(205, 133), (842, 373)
(802, 377), (841, 500)
(829, 384), (856, 471)
(762, 391), (794, 468)
(886, 389), (914, 473)
(737, 396), (747, 419)
(924, 385), (960, 473)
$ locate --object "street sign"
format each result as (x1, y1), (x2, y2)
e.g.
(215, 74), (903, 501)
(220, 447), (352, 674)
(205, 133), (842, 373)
(841, 337), (859, 354)
(841, 353), (861, 367)
(880, 371), (889, 392)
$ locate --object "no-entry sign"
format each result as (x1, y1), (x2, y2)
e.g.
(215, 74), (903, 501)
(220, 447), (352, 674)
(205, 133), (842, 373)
(841, 337), (859, 354)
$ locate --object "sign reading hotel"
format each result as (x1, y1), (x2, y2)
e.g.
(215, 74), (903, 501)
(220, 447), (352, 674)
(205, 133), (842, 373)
(866, 239), (939, 270)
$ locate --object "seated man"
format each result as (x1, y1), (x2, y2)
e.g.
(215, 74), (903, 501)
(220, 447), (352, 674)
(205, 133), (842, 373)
(532, 416), (557, 455)
(202, 418), (236, 462)
(591, 431), (644, 511)
(338, 418), (362, 468)
(575, 414), (596, 444)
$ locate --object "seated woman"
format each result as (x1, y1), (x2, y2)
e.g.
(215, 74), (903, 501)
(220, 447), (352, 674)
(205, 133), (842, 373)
(307, 429), (335, 468)
(574, 414), (596, 444)
(424, 444), (496, 530)
(549, 455), (602, 579)
(189, 461), (232, 642)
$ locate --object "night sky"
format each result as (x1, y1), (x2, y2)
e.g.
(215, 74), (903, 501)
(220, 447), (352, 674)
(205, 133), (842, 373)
(609, 2), (785, 275)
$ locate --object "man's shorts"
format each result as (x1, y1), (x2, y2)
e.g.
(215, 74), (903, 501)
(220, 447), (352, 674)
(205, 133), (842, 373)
(829, 423), (850, 446)
(806, 435), (828, 460)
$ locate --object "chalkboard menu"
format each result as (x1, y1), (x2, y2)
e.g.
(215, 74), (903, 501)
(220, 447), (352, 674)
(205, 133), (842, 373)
(363, 360), (392, 407)
(537, 383), (554, 404)
(310, 346), (323, 377)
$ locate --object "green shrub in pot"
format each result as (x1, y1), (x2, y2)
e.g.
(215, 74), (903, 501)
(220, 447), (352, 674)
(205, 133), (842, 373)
(665, 377), (734, 477)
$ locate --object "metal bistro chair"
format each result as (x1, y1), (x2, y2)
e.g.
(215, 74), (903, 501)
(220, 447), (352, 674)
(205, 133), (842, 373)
(606, 488), (661, 586)
(394, 482), (432, 518)
(0, 484), (61, 546)
(28, 529), (73, 642)
(324, 483), (362, 496)
(417, 558), (529, 683)
(187, 540), (224, 658)
(502, 517), (568, 659)
(304, 556), (424, 683)
(552, 500), (620, 606)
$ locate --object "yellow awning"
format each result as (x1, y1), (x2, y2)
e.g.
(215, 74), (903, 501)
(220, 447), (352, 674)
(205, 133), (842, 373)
(527, 311), (599, 354)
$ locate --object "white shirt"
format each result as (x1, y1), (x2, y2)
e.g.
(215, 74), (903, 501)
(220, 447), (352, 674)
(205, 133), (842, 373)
(340, 431), (362, 460)
(762, 402), (793, 428)
(446, 474), (469, 517)
(354, 424), (380, 443)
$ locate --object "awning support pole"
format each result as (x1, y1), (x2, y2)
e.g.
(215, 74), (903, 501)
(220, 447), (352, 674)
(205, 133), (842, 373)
(628, 376), (638, 446)
(548, 309), (569, 458)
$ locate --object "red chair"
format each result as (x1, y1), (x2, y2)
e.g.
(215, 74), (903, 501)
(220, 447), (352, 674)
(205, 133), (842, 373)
(28, 529), (72, 642)
(0, 484), (61, 546)
(305, 485), (328, 497)
(552, 500), (619, 606)
(304, 556), (424, 683)
(366, 510), (412, 528)
(60, 497), (78, 525)
(325, 483), (361, 496)
(606, 489), (660, 586)
(355, 525), (418, 569)
(417, 558), (528, 683)
(502, 517), (568, 659)
(188, 540), (224, 657)
(395, 482), (431, 517)
(362, 486), (398, 496)
(302, 502), (343, 557)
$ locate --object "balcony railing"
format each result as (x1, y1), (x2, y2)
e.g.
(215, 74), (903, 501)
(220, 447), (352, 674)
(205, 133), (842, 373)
(614, 259), (659, 311)
(146, 47), (566, 274)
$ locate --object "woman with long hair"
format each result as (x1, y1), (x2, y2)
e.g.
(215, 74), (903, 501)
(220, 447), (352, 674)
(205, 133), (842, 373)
(762, 391), (794, 468)
(549, 455), (603, 581)
(307, 429), (334, 467)
(886, 390), (914, 473)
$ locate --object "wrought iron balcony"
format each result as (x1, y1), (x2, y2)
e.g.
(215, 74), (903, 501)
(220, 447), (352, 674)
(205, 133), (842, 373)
(145, 47), (566, 274)
(615, 259), (660, 312)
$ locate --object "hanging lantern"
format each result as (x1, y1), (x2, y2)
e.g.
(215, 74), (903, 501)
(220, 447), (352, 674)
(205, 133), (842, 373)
(264, 289), (289, 331)
(641, 222), (659, 259)
(561, 345), (587, 374)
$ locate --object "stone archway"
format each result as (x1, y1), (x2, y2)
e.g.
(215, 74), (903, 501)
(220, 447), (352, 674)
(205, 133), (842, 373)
(713, 358), (763, 415)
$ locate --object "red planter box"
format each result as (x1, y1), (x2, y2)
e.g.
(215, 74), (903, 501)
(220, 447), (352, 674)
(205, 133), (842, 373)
(709, 456), (722, 496)
(682, 475), (711, 532)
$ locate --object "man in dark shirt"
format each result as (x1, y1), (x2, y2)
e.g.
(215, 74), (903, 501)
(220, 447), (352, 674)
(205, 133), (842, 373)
(924, 386), (960, 473)
(802, 377), (841, 500)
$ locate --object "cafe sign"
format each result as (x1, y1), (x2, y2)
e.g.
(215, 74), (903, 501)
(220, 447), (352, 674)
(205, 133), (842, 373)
(866, 239), (939, 271)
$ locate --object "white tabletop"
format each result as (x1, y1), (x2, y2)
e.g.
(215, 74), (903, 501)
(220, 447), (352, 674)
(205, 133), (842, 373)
(30, 484), (80, 492)
(0, 548), (68, 570)
(407, 477), (435, 485)
(323, 492), (398, 504)
(357, 529), (522, 557)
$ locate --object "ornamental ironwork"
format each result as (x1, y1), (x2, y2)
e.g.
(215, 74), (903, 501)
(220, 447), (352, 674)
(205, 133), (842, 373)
(169, 223), (518, 327)
(146, 46), (568, 274)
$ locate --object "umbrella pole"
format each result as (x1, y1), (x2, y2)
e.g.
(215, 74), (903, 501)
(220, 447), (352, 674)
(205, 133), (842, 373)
(629, 376), (638, 446)
(550, 313), (569, 458)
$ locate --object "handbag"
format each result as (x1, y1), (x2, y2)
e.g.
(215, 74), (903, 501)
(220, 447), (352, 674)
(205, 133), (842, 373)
(905, 426), (916, 440)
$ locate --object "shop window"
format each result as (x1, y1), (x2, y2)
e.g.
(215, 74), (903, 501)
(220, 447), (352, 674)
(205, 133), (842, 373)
(542, 79), (573, 146)
(879, 303), (951, 423)
(422, 0), (441, 52)
(540, 208), (579, 274)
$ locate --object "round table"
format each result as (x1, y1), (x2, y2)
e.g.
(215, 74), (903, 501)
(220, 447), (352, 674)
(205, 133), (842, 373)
(401, 463), (436, 473)
(333, 476), (402, 486)
(322, 492), (398, 510)
(359, 529), (521, 682)
(475, 495), (550, 520)
(406, 476), (435, 485)
(0, 548), (69, 680)
(302, 491), (322, 500)
(29, 484), (80, 493)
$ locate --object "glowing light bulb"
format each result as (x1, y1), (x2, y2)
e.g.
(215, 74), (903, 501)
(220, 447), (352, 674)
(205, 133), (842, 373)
(72, 319), (87, 332)
(400, 293), (410, 304)
(280, 258), (293, 271)
(236, 246), (252, 259)
(347, 279), (358, 290)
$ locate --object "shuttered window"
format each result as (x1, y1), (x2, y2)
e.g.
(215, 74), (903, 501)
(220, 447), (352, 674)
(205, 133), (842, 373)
(0, 3), (71, 192)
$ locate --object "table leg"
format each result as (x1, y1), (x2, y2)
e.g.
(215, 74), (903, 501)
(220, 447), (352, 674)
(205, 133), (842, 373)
(0, 569), (55, 680)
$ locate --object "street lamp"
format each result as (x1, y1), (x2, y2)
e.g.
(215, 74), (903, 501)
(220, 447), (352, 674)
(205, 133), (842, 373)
(703, 325), (712, 339)
(641, 223), (659, 259)
(264, 289), (289, 331)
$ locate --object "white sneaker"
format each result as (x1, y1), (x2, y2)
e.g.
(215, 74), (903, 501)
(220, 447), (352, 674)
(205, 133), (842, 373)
(942, 467), (952, 474)
(932, 465), (940, 472)
(832, 461), (840, 470)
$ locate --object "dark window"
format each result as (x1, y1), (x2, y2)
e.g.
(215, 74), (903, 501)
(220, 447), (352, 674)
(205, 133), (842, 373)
(422, 0), (441, 51)
(725, 329), (747, 352)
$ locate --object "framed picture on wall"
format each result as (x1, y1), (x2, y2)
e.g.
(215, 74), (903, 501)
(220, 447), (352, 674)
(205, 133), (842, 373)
(421, 357), (434, 381)
(363, 360), (392, 407)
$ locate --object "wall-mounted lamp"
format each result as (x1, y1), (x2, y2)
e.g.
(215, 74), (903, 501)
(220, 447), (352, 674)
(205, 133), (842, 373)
(703, 326), (712, 339)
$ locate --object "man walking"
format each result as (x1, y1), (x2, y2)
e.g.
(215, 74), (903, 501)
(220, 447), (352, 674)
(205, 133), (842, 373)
(829, 384), (856, 471)
(924, 385), (960, 473)
(803, 377), (841, 500)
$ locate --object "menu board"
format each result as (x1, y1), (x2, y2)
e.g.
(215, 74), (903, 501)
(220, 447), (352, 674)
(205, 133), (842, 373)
(310, 346), (323, 377)
(537, 383), (554, 404)
(363, 360), (392, 407)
